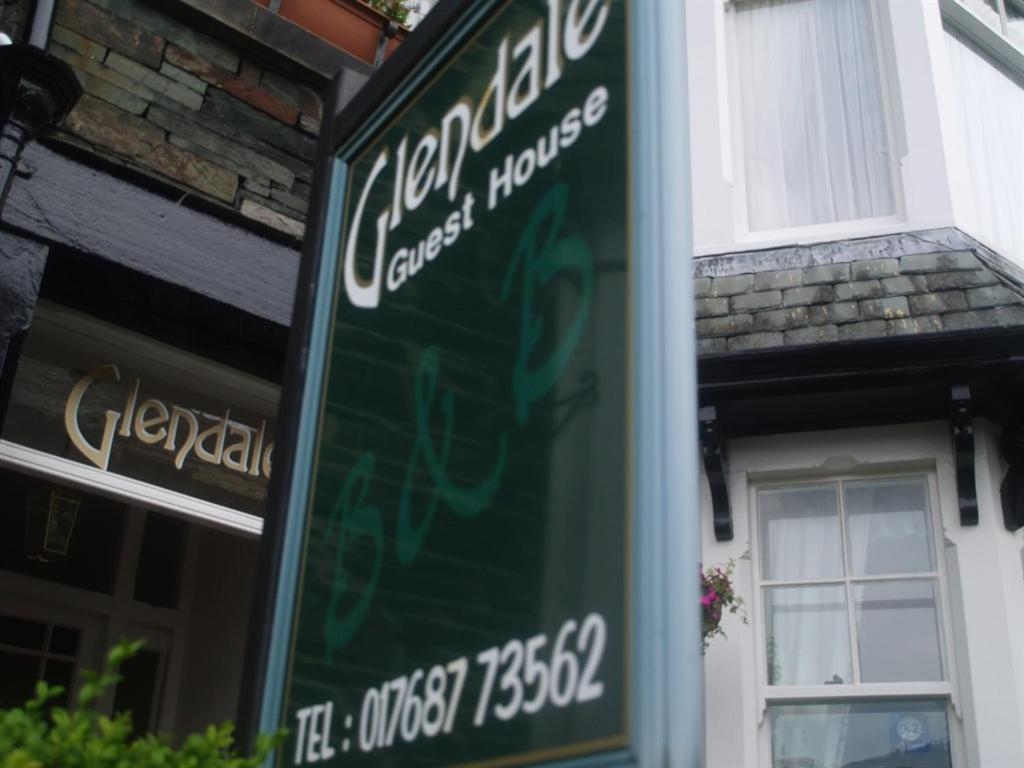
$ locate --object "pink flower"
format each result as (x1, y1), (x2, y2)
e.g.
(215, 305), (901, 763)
(701, 591), (718, 607)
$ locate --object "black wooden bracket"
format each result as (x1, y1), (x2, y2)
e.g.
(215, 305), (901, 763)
(700, 405), (732, 541)
(998, 408), (1024, 532)
(951, 385), (979, 526)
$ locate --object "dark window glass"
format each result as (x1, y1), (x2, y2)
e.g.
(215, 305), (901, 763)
(133, 512), (187, 609)
(112, 648), (162, 737)
(42, 659), (74, 706)
(0, 649), (41, 708)
(0, 618), (77, 709)
(0, 467), (126, 594)
(0, 615), (46, 650)
(49, 625), (79, 656)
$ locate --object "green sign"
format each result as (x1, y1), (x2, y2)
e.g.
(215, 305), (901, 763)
(271, 1), (633, 765)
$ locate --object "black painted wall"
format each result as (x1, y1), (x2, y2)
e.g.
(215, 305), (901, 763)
(0, 230), (47, 431)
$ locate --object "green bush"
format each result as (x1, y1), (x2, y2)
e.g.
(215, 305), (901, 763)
(0, 640), (283, 768)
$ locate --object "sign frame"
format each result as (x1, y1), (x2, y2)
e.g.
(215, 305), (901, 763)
(241, 2), (700, 766)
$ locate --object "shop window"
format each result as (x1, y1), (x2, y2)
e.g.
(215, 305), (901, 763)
(0, 615), (80, 709)
(133, 512), (187, 609)
(755, 476), (956, 768)
(729, 0), (898, 232)
(0, 467), (126, 595)
(112, 646), (165, 737)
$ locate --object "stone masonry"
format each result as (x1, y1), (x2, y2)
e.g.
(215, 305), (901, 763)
(41, 0), (323, 238)
(694, 232), (1024, 355)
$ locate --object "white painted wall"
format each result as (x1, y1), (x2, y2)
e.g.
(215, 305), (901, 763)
(700, 422), (1024, 767)
(948, 420), (1024, 767)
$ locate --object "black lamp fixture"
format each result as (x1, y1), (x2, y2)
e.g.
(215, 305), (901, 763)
(25, 484), (82, 561)
(0, 0), (83, 210)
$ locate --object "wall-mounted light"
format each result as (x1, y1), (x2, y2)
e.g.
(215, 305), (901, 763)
(25, 485), (82, 561)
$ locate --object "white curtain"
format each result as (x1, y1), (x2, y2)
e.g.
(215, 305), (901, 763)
(733, 0), (897, 231)
(765, 585), (852, 686)
(844, 478), (933, 577)
(759, 486), (852, 688)
(946, 30), (1024, 264)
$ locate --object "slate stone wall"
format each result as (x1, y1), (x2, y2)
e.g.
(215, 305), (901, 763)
(43, 0), (323, 238)
(695, 232), (1024, 355)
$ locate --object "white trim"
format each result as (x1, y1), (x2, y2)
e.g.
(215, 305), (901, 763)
(0, 440), (263, 537)
(941, 0), (1024, 76)
(764, 682), (954, 701)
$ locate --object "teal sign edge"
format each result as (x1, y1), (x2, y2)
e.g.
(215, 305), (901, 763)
(255, 2), (701, 766)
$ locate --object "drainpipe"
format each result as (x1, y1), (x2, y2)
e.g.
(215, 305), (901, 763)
(373, 20), (399, 69)
(27, 0), (57, 48)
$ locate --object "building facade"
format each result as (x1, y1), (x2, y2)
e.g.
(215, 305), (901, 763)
(0, 0), (378, 739)
(691, 1), (1024, 766)
(1, 0), (1023, 767)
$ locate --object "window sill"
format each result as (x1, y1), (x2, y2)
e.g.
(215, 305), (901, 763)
(694, 217), (957, 259)
(764, 682), (953, 701)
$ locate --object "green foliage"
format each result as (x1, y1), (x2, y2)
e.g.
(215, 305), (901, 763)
(366, 0), (411, 26)
(0, 640), (284, 768)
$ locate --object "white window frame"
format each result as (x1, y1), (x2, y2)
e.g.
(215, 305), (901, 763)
(747, 465), (968, 766)
(722, 0), (907, 246)
(687, 0), (971, 259)
(944, 0), (1024, 66)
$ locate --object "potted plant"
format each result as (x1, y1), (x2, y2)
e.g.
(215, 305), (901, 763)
(253, 0), (411, 66)
(702, 560), (746, 653)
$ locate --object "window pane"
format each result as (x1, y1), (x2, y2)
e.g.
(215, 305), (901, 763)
(760, 485), (842, 581)
(0, 650), (41, 709)
(42, 660), (74, 707)
(855, 580), (943, 682)
(133, 511), (187, 609)
(844, 477), (934, 576)
(962, 0), (1004, 32)
(770, 699), (951, 768)
(945, 30), (1024, 264)
(48, 625), (80, 657)
(112, 648), (163, 737)
(1007, 0), (1024, 49)
(0, 467), (126, 595)
(764, 585), (852, 686)
(0, 615), (46, 650)
(733, 0), (896, 230)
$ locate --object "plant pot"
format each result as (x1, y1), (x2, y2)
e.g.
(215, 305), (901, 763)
(252, 0), (407, 66)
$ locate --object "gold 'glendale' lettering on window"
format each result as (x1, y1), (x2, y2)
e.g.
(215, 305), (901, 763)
(62, 364), (273, 479)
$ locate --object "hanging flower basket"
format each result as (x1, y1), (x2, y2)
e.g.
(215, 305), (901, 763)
(702, 559), (746, 653)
